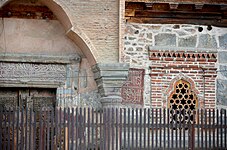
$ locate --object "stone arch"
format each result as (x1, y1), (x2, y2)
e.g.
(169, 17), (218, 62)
(0, 0), (98, 66)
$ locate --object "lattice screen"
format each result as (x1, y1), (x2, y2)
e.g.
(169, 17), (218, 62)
(168, 80), (198, 124)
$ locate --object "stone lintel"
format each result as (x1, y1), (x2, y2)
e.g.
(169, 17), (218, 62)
(0, 53), (81, 64)
(92, 63), (129, 106)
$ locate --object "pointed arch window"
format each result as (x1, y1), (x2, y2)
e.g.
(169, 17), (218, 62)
(168, 79), (198, 124)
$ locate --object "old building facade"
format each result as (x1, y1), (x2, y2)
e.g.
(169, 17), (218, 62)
(0, 0), (227, 110)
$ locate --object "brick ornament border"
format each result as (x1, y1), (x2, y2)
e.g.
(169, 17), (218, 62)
(149, 50), (217, 62)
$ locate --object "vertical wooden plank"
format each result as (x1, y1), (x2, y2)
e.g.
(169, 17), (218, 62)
(89, 108), (93, 149)
(87, 108), (90, 149)
(3, 108), (6, 150)
(16, 108), (19, 150)
(99, 108), (102, 150)
(175, 110), (178, 149)
(127, 108), (130, 150)
(221, 109), (223, 148)
(71, 108), (75, 150)
(59, 108), (62, 150)
(209, 109), (211, 149)
(12, 108), (15, 150)
(159, 108), (162, 148)
(123, 108), (126, 150)
(103, 108), (106, 150)
(212, 109), (215, 149)
(131, 108), (134, 149)
(33, 110), (36, 150)
(21, 108), (24, 150)
(119, 108), (122, 150)
(148, 108), (150, 150)
(197, 109), (200, 149)
(63, 108), (66, 150)
(83, 108), (86, 150)
(102, 108), (107, 150)
(139, 108), (142, 149)
(205, 109), (207, 150)
(216, 109), (219, 148)
(51, 108), (54, 150)
(167, 109), (170, 150)
(144, 109), (146, 149)
(95, 108), (98, 150)
(155, 108), (158, 149)
(44, 110), (47, 150)
(7, 108), (11, 150)
(46, 110), (50, 150)
(2, 109), (5, 150)
(201, 109), (204, 149)
(116, 108), (119, 150)
(0, 108), (2, 149)
(171, 110), (174, 149)
(151, 108), (154, 149)
(55, 107), (59, 150)
(75, 108), (78, 150)
(29, 109), (32, 150)
(39, 109), (42, 150)
(25, 108), (28, 150)
(179, 109), (182, 149)
(163, 109), (166, 149)
(91, 108), (94, 150)
(79, 108), (82, 150)
(224, 109), (227, 148)
(192, 110), (196, 150)
(183, 110), (186, 150)
(136, 108), (138, 150)
(107, 108), (110, 150)
(111, 108), (114, 150)
(66, 108), (70, 150)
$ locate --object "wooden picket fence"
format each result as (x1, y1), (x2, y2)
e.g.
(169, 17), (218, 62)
(0, 107), (227, 150)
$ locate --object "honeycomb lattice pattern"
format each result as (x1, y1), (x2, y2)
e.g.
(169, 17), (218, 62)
(168, 80), (198, 124)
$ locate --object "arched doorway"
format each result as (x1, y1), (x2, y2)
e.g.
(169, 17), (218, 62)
(0, 0), (98, 109)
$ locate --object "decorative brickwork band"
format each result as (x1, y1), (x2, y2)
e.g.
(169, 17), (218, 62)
(149, 50), (217, 62)
(121, 68), (145, 105)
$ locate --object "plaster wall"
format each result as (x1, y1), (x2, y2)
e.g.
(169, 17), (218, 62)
(0, 18), (83, 57)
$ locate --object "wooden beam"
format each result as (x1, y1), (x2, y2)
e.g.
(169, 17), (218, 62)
(125, 0), (227, 5)
(127, 17), (227, 27)
(132, 10), (223, 19)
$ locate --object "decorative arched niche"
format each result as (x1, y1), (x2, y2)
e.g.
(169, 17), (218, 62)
(164, 74), (204, 124)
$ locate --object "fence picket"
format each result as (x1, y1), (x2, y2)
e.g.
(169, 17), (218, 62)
(116, 108), (118, 150)
(143, 109), (146, 149)
(0, 107), (227, 150)
(147, 108), (150, 150)
(224, 109), (227, 148)
(216, 109), (219, 148)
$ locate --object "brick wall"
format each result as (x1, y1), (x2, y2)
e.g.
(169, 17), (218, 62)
(149, 50), (217, 108)
(123, 23), (227, 108)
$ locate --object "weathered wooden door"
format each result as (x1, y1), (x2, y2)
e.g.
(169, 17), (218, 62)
(0, 87), (56, 110)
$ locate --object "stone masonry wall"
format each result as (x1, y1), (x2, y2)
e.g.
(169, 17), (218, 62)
(123, 23), (227, 108)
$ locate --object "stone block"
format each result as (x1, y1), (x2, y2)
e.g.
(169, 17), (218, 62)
(178, 36), (197, 47)
(217, 79), (227, 106)
(218, 51), (227, 63)
(219, 34), (227, 49)
(198, 34), (217, 49)
(154, 33), (176, 46)
(219, 65), (227, 78)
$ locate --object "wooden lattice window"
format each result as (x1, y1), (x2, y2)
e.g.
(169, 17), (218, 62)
(168, 80), (198, 124)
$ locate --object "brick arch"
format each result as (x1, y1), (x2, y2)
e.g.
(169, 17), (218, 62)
(0, 0), (98, 66)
